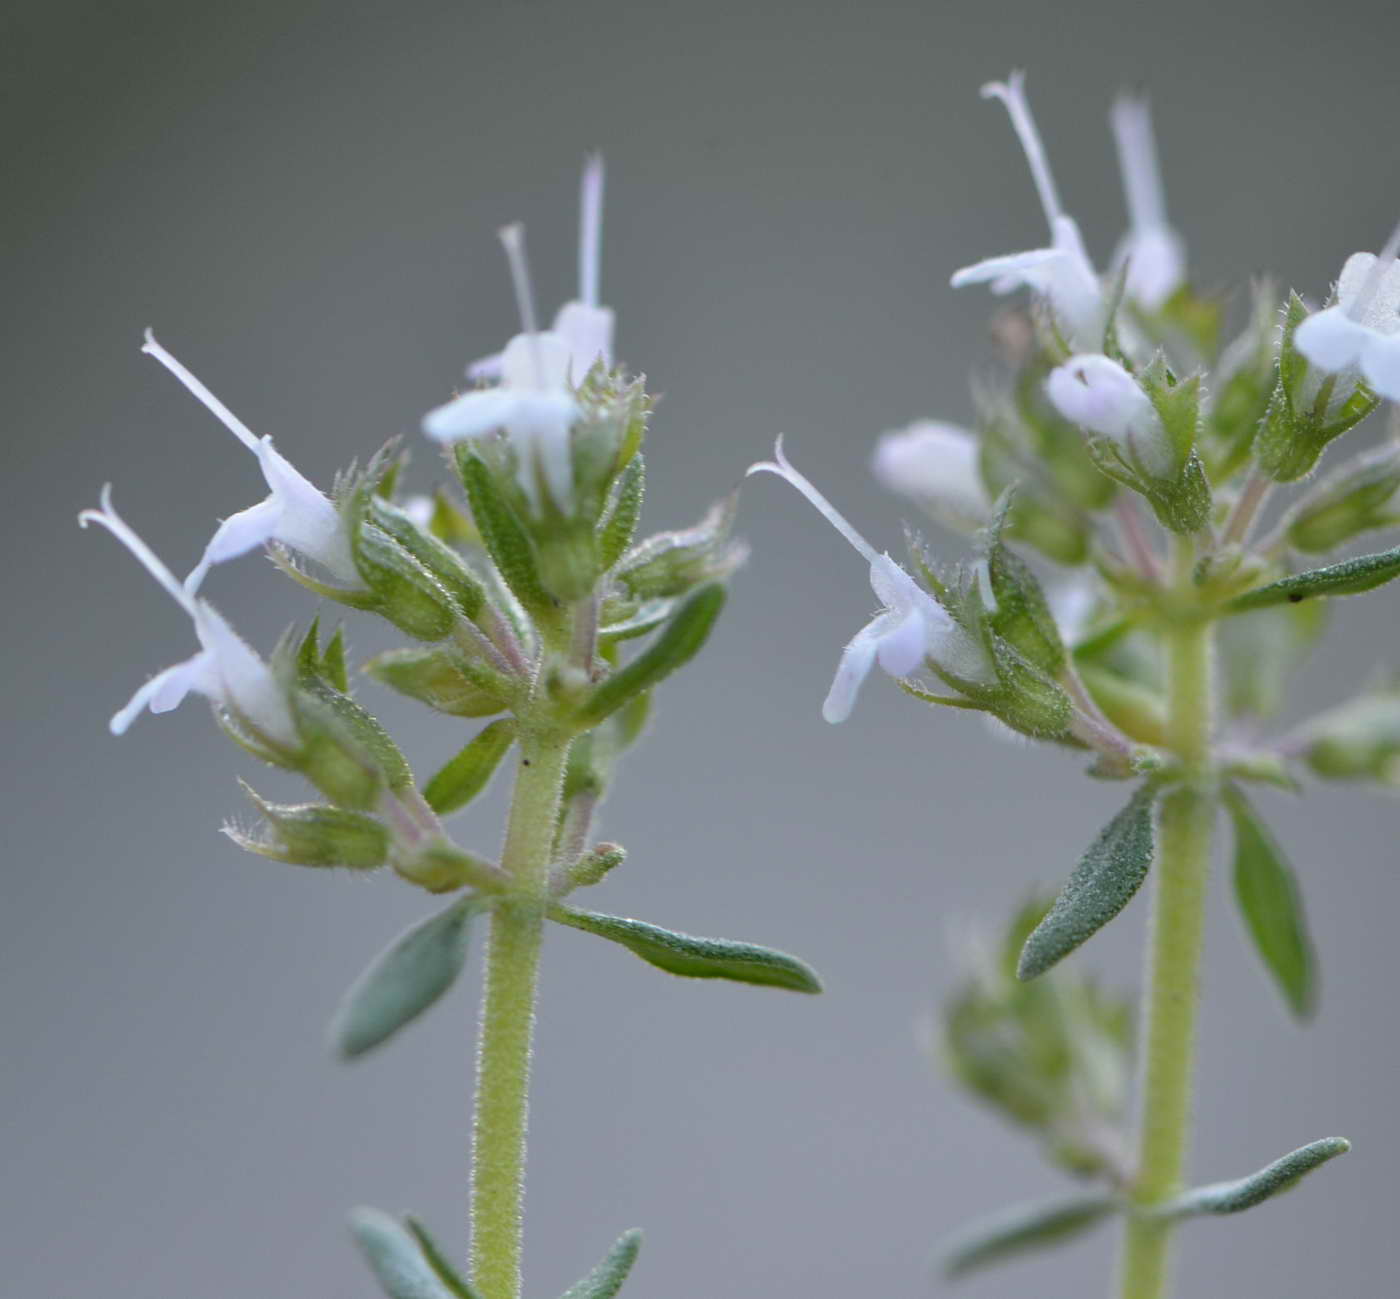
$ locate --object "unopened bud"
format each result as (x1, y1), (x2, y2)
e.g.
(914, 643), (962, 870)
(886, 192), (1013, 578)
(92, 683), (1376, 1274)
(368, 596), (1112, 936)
(871, 421), (992, 535)
(228, 782), (389, 868)
(1285, 444), (1400, 553)
(1046, 354), (1172, 480)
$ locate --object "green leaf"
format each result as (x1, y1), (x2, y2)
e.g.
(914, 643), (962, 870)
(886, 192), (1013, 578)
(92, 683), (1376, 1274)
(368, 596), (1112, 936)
(403, 1217), (480, 1299)
(558, 1229), (643, 1299)
(1224, 544), (1400, 613)
(350, 1206), (475, 1299)
(1225, 786), (1317, 1019)
(580, 584), (726, 726)
(365, 646), (510, 718)
(423, 720), (517, 815)
(599, 454), (645, 571)
(331, 897), (482, 1058)
(1018, 784), (1157, 980)
(551, 905), (822, 993)
(457, 449), (553, 616)
(369, 494), (487, 619)
(941, 1195), (1119, 1279)
(1160, 1138), (1350, 1218)
(228, 781), (389, 868)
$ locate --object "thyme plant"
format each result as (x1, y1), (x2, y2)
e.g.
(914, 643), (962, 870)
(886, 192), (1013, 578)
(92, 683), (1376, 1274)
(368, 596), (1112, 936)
(82, 158), (821, 1299)
(752, 71), (1397, 1297)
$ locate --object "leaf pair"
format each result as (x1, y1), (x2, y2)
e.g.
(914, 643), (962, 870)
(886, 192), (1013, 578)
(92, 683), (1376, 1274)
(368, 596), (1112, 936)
(940, 1138), (1349, 1280)
(331, 895), (821, 1059)
(352, 1208), (640, 1299)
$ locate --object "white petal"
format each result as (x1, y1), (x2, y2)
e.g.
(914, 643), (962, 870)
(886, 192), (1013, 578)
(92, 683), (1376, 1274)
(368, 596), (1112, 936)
(553, 300), (616, 375)
(1335, 252), (1400, 332)
(951, 245), (1061, 290)
(109, 656), (205, 734)
(186, 495), (284, 593)
(193, 604), (297, 745)
(874, 609), (928, 678)
(1116, 226), (1186, 311)
(1046, 354), (1156, 437)
(255, 440), (356, 582)
(466, 350), (506, 382)
(822, 619), (883, 724)
(422, 389), (526, 441)
(1294, 306), (1369, 372)
(1361, 335), (1400, 401)
(870, 421), (990, 534)
(510, 393), (581, 507)
(499, 330), (575, 391)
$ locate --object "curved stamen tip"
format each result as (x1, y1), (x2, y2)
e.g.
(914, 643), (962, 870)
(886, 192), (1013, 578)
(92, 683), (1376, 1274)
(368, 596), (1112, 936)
(978, 68), (1062, 232)
(140, 329), (262, 453)
(79, 484), (198, 616)
(140, 326), (161, 354)
(498, 221), (540, 337)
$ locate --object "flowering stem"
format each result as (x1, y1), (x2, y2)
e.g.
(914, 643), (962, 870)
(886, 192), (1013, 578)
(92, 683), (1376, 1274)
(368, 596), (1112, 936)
(470, 725), (572, 1299)
(1117, 549), (1215, 1299)
(1220, 468), (1272, 550)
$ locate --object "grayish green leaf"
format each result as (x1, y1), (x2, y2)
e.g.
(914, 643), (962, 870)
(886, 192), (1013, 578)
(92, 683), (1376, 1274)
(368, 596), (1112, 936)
(332, 897), (481, 1058)
(598, 455), (645, 571)
(551, 905), (822, 993)
(558, 1229), (643, 1299)
(1160, 1138), (1350, 1217)
(1224, 544), (1400, 613)
(350, 1206), (463, 1299)
(1225, 786), (1317, 1019)
(941, 1194), (1119, 1279)
(403, 1217), (481, 1299)
(1018, 784), (1157, 980)
(423, 719), (517, 815)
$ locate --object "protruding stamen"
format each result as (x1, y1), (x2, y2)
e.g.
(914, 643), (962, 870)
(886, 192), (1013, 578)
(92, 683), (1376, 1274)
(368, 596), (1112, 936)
(79, 485), (199, 618)
(579, 152), (605, 308)
(982, 70), (1063, 233)
(1348, 216), (1400, 323)
(1110, 92), (1168, 232)
(141, 329), (262, 453)
(747, 436), (883, 567)
(498, 222), (540, 336)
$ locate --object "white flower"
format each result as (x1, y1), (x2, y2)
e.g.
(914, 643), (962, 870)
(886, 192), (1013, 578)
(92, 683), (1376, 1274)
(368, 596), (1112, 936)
(1294, 221), (1400, 401)
(79, 487), (297, 745)
(1110, 93), (1186, 311)
(870, 421), (992, 534)
(422, 223), (581, 508)
(951, 72), (1103, 347)
(468, 153), (616, 382)
(141, 331), (359, 592)
(1045, 353), (1172, 479)
(747, 438), (992, 723)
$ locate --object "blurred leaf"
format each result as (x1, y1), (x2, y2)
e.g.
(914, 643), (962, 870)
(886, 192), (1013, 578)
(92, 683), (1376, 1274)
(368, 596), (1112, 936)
(350, 1206), (479, 1299)
(1018, 784), (1157, 980)
(1225, 786), (1317, 1019)
(551, 905), (822, 993)
(403, 1217), (478, 1299)
(598, 455), (645, 571)
(558, 1229), (643, 1299)
(331, 897), (482, 1058)
(1225, 544), (1400, 613)
(423, 720), (517, 815)
(1161, 1138), (1350, 1217)
(941, 1194), (1119, 1279)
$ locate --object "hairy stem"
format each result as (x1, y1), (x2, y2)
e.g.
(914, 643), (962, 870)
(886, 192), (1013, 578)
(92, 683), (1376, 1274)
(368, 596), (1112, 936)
(1117, 574), (1215, 1299)
(470, 729), (571, 1299)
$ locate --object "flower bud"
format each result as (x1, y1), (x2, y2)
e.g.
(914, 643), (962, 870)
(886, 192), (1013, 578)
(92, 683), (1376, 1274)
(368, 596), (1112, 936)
(1046, 354), (1172, 479)
(1302, 685), (1400, 787)
(613, 494), (748, 600)
(1284, 443), (1400, 553)
(228, 782), (390, 868)
(364, 646), (512, 717)
(871, 421), (992, 535)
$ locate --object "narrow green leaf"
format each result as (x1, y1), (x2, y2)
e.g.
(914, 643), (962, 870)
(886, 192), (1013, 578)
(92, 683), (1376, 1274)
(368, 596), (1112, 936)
(457, 450), (553, 615)
(580, 584), (726, 726)
(350, 1206), (467, 1299)
(322, 627), (350, 692)
(558, 1229), (643, 1299)
(331, 897), (480, 1058)
(551, 905), (822, 993)
(403, 1217), (480, 1299)
(941, 1195), (1119, 1279)
(423, 719), (517, 815)
(1161, 1138), (1350, 1217)
(1225, 544), (1400, 613)
(1018, 784), (1157, 980)
(599, 455), (645, 571)
(1225, 786), (1317, 1019)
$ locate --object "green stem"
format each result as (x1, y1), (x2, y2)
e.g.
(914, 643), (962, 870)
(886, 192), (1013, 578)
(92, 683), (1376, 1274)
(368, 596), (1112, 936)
(1117, 577), (1215, 1299)
(471, 729), (571, 1299)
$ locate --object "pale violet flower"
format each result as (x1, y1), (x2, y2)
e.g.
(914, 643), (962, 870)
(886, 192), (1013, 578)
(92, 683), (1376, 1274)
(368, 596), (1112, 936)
(951, 72), (1103, 347)
(871, 420), (992, 535)
(468, 153), (615, 382)
(1110, 93), (1186, 311)
(422, 223), (581, 508)
(1294, 221), (1400, 402)
(747, 438), (992, 723)
(1045, 353), (1172, 479)
(141, 331), (359, 593)
(79, 487), (297, 745)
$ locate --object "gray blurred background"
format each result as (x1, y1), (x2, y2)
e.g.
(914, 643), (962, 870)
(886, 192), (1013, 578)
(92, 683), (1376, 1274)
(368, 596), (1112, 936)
(4, 1), (1398, 1295)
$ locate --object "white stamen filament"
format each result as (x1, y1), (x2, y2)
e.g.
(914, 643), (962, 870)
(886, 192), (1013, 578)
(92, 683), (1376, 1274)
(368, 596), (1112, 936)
(746, 436), (883, 567)
(1347, 217), (1400, 323)
(141, 330), (262, 453)
(579, 151), (605, 308)
(1110, 93), (1168, 231)
(982, 71), (1063, 233)
(498, 222), (547, 386)
(79, 485), (200, 619)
